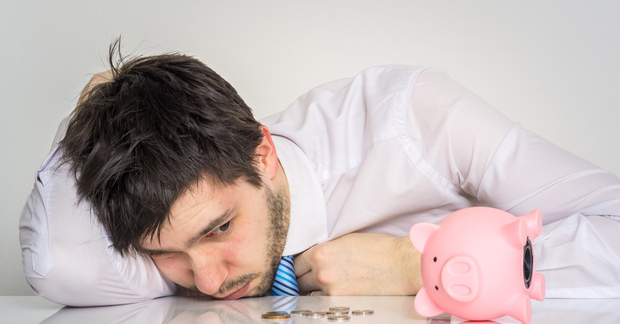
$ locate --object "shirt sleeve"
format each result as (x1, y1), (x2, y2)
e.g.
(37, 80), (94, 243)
(408, 68), (620, 298)
(19, 117), (176, 306)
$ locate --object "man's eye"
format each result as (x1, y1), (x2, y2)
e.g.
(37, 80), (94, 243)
(149, 251), (173, 259)
(213, 221), (231, 235)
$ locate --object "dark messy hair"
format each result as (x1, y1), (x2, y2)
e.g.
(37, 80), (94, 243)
(59, 39), (264, 255)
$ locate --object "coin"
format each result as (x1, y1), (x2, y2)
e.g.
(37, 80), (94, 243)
(327, 315), (351, 322)
(329, 307), (350, 311)
(261, 312), (291, 320)
(291, 310), (312, 315)
(352, 310), (374, 316)
(326, 311), (349, 316)
(308, 312), (326, 318)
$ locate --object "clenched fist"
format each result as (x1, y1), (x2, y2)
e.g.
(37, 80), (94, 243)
(294, 233), (423, 296)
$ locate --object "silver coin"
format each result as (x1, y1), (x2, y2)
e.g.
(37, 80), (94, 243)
(352, 310), (374, 316)
(326, 311), (349, 316)
(291, 310), (312, 315)
(329, 306), (350, 311)
(308, 311), (326, 318)
(327, 315), (351, 322)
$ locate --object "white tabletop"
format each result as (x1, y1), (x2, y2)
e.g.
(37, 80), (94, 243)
(0, 296), (63, 324)
(2, 295), (620, 324)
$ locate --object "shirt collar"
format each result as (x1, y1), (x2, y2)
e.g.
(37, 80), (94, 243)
(271, 135), (328, 256)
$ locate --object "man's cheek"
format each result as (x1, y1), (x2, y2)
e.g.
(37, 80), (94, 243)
(225, 229), (256, 264)
(227, 236), (247, 260)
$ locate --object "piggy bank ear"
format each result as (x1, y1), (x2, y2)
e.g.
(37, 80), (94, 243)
(410, 223), (440, 253)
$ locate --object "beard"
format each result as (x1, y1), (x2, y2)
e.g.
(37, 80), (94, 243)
(219, 185), (290, 298)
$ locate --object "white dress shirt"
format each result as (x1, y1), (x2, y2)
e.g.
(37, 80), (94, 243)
(20, 66), (620, 306)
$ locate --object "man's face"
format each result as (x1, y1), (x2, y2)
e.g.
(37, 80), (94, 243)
(139, 179), (290, 299)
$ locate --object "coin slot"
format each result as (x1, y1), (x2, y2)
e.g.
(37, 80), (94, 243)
(523, 237), (533, 289)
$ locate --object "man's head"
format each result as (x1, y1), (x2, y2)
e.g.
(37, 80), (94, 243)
(60, 40), (290, 298)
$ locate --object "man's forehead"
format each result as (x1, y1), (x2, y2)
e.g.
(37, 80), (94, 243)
(168, 178), (237, 224)
(173, 179), (220, 212)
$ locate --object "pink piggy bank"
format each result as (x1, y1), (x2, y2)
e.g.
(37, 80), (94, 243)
(409, 207), (545, 324)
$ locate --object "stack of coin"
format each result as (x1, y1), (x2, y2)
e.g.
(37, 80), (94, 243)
(327, 306), (350, 316)
(351, 310), (374, 316)
(306, 311), (327, 318)
(291, 310), (312, 316)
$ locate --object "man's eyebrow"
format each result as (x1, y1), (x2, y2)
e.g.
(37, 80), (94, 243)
(186, 208), (234, 247)
(135, 246), (176, 255)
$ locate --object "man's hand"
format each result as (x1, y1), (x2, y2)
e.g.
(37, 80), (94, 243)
(294, 233), (423, 296)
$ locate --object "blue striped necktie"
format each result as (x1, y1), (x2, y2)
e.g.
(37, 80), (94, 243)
(270, 255), (300, 296)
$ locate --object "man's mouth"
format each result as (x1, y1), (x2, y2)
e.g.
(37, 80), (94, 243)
(215, 281), (252, 300)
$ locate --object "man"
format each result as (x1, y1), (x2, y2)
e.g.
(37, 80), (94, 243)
(20, 43), (620, 306)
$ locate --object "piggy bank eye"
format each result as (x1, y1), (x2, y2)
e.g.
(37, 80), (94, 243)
(433, 257), (437, 262)
(523, 237), (533, 289)
(435, 285), (439, 291)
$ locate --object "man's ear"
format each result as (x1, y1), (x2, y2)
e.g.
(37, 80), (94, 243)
(255, 126), (279, 180)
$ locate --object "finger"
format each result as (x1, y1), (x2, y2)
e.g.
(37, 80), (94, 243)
(293, 246), (316, 277)
(296, 270), (322, 295)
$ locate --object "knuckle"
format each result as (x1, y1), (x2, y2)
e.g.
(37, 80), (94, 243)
(312, 244), (333, 262)
(315, 267), (341, 285)
(314, 268), (332, 285)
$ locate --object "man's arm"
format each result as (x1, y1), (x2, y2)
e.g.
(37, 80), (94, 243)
(295, 68), (620, 297)
(424, 70), (620, 298)
(19, 74), (176, 306)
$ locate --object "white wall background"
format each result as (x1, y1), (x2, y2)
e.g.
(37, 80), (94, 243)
(1, 0), (619, 296)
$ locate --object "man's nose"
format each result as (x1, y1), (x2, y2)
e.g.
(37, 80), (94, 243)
(188, 249), (228, 296)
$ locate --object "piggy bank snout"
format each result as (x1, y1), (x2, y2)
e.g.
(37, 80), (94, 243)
(441, 256), (479, 302)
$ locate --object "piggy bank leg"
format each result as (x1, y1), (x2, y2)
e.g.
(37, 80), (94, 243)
(528, 273), (545, 301)
(503, 209), (542, 248)
(507, 295), (532, 324)
(414, 287), (445, 318)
